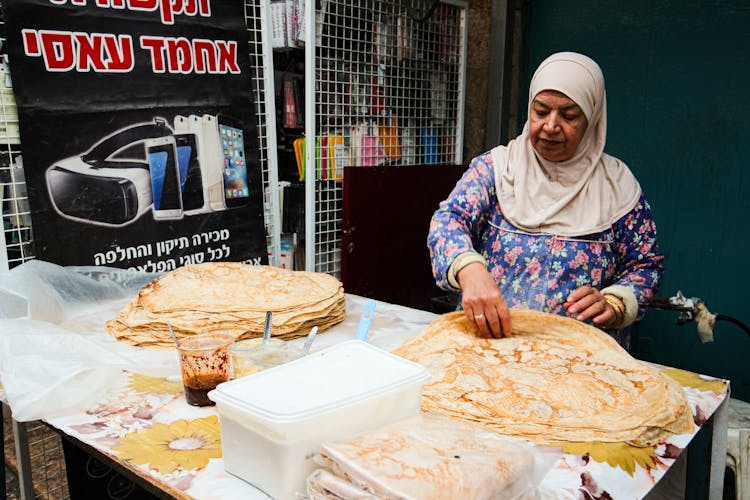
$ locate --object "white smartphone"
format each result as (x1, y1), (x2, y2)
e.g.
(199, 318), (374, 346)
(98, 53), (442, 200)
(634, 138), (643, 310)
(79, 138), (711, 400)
(200, 114), (226, 211)
(186, 114), (216, 214)
(174, 114), (190, 133)
(146, 136), (183, 220)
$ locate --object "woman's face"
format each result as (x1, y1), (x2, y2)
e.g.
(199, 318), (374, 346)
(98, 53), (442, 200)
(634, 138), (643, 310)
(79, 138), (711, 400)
(529, 90), (588, 162)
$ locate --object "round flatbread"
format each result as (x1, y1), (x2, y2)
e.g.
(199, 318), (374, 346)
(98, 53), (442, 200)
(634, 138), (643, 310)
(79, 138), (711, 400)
(137, 262), (342, 313)
(105, 263), (345, 348)
(394, 310), (694, 446)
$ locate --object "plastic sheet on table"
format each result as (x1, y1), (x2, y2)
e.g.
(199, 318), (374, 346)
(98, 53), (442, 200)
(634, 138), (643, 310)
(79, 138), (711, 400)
(0, 260), (177, 421)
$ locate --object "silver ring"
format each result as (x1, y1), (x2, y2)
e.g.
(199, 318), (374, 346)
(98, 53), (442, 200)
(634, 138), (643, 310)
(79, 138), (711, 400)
(474, 313), (485, 320)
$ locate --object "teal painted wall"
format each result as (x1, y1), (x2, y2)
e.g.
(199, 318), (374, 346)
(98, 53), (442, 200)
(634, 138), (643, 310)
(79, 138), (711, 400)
(521, 1), (750, 401)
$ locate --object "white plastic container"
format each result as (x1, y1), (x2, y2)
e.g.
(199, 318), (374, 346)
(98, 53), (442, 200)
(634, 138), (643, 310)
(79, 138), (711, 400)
(208, 340), (430, 499)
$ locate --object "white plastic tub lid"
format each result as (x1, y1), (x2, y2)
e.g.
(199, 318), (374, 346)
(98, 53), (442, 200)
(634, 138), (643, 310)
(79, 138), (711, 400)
(209, 340), (429, 421)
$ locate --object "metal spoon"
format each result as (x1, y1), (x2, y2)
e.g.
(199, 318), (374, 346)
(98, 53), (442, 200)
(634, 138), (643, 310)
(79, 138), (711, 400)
(302, 326), (319, 354)
(262, 311), (273, 344)
(167, 322), (196, 381)
(167, 321), (180, 348)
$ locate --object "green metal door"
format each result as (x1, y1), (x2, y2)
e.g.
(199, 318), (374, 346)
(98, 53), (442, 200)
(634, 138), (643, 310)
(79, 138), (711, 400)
(521, 1), (750, 401)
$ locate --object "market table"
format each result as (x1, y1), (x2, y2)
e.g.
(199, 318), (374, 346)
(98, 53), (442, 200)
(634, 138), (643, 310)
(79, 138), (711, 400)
(23, 294), (724, 499)
(0, 262), (729, 499)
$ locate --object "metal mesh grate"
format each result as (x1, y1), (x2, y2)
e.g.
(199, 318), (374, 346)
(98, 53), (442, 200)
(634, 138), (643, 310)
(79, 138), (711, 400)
(0, 13), (34, 272)
(245, 0), (280, 262)
(23, 423), (69, 499)
(309, 0), (466, 277)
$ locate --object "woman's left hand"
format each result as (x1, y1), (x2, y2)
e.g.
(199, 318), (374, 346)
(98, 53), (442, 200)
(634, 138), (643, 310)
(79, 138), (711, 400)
(564, 285), (616, 327)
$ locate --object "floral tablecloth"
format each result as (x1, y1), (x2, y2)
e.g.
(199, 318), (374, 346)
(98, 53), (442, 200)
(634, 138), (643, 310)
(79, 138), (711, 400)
(37, 295), (729, 499)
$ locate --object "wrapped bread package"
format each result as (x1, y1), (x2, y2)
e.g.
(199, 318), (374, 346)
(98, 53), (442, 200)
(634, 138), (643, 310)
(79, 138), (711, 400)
(106, 262), (345, 348)
(393, 310), (695, 446)
(307, 413), (552, 500)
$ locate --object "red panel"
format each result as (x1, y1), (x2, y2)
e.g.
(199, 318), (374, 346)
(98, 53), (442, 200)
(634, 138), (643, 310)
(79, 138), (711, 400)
(341, 164), (466, 311)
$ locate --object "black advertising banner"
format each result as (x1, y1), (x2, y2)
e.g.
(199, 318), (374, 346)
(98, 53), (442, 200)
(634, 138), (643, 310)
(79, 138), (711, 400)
(1, 0), (268, 271)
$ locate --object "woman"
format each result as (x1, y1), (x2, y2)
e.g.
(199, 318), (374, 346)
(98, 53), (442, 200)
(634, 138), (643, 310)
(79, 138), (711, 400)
(428, 52), (663, 348)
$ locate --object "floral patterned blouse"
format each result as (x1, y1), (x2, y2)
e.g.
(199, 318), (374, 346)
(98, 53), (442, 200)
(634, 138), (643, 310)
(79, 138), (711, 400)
(428, 151), (665, 348)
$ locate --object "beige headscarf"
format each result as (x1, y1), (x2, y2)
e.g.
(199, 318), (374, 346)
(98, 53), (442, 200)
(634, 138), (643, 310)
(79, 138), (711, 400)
(492, 52), (641, 237)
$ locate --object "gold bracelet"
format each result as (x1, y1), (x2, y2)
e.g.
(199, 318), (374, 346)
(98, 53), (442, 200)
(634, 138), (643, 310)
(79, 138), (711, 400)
(603, 294), (625, 328)
(605, 296), (624, 327)
(605, 296), (625, 326)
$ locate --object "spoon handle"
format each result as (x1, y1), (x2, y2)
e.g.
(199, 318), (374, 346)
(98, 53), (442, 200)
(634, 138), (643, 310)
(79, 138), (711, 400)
(355, 301), (376, 342)
(262, 311), (273, 343)
(167, 321), (180, 348)
(302, 326), (319, 354)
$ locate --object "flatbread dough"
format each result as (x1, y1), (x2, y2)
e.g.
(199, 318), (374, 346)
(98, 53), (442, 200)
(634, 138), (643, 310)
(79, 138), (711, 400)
(393, 311), (694, 446)
(106, 263), (345, 348)
(137, 263), (342, 313)
(309, 413), (537, 500)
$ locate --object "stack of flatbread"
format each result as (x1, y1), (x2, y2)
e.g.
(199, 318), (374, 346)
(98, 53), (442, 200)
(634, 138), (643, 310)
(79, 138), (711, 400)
(393, 310), (695, 446)
(106, 262), (345, 348)
(307, 413), (538, 500)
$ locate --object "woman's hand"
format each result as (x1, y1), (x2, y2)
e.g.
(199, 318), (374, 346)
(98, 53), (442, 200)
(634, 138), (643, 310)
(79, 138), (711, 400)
(457, 262), (512, 338)
(564, 285), (616, 327)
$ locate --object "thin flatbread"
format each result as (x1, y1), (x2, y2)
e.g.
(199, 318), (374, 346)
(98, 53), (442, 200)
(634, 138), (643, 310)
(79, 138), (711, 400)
(310, 413), (537, 500)
(105, 263), (345, 348)
(393, 311), (694, 446)
(137, 262), (342, 313)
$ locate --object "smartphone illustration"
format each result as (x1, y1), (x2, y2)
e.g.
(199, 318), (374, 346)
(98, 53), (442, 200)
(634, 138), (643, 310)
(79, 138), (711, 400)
(146, 137), (183, 220)
(216, 114), (250, 208)
(174, 133), (204, 213)
(174, 114), (190, 134)
(200, 114), (226, 211)
(187, 114), (219, 213)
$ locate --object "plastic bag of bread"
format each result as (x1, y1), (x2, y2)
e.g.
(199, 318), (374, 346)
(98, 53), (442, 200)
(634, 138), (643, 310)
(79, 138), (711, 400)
(307, 413), (556, 500)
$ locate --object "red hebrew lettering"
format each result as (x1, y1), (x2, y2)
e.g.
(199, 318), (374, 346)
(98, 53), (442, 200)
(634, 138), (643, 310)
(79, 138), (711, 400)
(79, 0), (207, 24)
(22, 30), (133, 73)
(140, 36), (167, 72)
(166, 38), (192, 73)
(129, 0), (157, 8)
(197, 0), (210, 16)
(22, 30), (40, 56)
(171, 0), (185, 15)
(179, 0), (211, 16)
(160, 0), (175, 24)
(140, 38), (242, 75)
(95, 0), (126, 7)
(215, 41), (240, 74)
(179, 0), (193, 15)
(40, 32), (75, 71)
(104, 35), (134, 71)
(75, 33), (107, 71)
(192, 39), (217, 73)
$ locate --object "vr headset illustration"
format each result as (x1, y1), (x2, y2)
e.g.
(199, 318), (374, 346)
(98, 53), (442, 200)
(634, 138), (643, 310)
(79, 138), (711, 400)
(46, 118), (173, 227)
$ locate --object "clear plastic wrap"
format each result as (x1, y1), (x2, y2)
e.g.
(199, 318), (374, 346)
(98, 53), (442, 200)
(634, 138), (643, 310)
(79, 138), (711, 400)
(0, 260), (176, 421)
(0, 260), (158, 322)
(307, 413), (559, 500)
